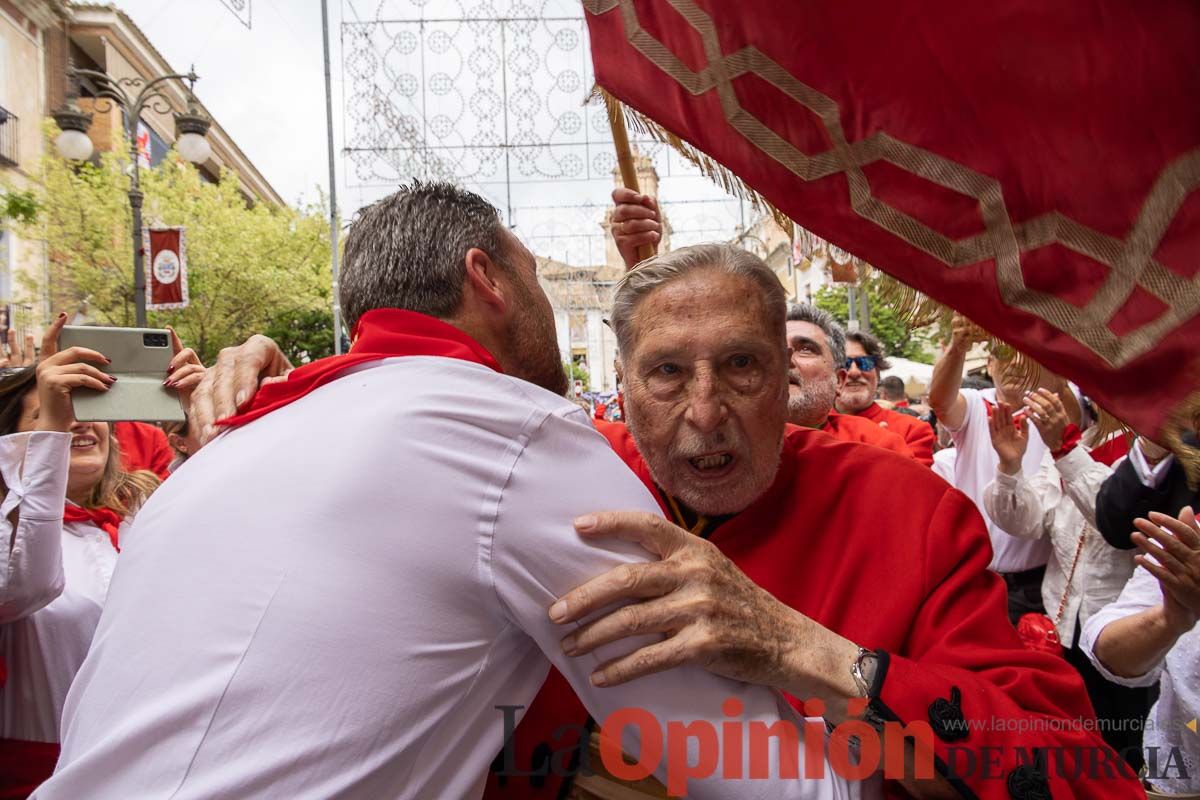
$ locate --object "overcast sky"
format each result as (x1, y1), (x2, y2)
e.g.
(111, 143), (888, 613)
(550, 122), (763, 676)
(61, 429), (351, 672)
(109, 0), (745, 263)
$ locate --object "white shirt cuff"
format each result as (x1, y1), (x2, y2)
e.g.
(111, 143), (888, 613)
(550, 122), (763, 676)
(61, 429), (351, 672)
(0, 431), (72, 521)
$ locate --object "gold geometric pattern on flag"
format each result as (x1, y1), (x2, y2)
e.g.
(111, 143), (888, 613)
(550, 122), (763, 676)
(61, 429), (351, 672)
(584, 0), (1200, 368)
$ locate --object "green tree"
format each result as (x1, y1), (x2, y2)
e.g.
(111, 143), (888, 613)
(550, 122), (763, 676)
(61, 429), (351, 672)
(813, 283), (934, 363)
(13, 126), (334, 363)
(265, 308), (337, 364)
(1, 189), (38, 224)
(566, 360), (590, 387)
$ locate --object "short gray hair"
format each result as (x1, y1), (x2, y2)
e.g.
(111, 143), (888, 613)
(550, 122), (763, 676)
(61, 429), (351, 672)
(786, 303), (846, 368)
(339, 181), (508, 331)
(609, 243), (786, 357)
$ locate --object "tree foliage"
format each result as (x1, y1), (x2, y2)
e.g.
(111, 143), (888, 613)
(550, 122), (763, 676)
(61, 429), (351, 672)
(14, 128), (334, 363)
(813, 283), (934, 363)
(1, 189), (39, 224)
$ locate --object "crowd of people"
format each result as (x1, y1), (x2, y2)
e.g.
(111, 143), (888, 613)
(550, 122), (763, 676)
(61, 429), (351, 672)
(0, 182), (1195, 799)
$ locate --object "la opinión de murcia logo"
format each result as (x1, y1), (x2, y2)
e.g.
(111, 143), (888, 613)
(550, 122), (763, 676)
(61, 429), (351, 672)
(493, 701), (1192, 795)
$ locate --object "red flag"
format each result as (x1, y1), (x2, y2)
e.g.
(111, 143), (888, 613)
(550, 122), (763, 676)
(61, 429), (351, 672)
(144, 227), (188, 310)
(584, 1), (1200, 457)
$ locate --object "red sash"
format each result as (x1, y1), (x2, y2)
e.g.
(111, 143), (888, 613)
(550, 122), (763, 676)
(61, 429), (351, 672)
(219, 309), (502, 429)
(62, 505), (122, 552)
(0, 738), (60, 799)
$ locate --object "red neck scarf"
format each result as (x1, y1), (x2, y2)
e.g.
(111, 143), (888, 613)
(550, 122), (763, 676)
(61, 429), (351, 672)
(219, 309), (502, 430)
(63, 504), (122, 551)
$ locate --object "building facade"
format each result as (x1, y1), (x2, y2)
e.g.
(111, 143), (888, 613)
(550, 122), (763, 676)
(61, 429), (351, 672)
(538, 153), (671, 394)
(1, 1), (281, 335)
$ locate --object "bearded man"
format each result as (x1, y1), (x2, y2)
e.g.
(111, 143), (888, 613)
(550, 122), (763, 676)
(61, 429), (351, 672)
(192, 221), (1141, 799)
(837, 331), (936, 467)
(783, 304), (914, 459)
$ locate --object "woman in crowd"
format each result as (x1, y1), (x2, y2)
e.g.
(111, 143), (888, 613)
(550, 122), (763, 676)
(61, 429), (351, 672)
(0, 314), (204, 797)
(983, 387), (1146, 767)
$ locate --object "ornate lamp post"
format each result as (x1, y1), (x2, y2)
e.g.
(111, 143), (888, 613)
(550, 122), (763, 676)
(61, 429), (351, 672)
(52, 68), (211, 326)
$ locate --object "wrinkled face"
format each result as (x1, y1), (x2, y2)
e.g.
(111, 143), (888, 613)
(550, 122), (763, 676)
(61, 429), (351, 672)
(17, 389), (110, 500)
(623, 271), (788, 516)
(501, 232), (569, 396)
(785, 320), (837, 427)
(839, 339), (878, 414)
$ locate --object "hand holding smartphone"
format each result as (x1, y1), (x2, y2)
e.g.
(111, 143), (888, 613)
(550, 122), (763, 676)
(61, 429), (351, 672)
(58, 325), (186, 423)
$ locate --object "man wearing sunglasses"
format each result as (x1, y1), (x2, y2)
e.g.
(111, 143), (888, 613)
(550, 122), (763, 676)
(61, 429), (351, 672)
(837, 332), (936, 467)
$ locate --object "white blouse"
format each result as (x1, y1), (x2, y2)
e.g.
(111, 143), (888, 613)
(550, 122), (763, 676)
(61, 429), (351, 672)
(983, 446), (1136, 648)
(0, 431), (131, 742)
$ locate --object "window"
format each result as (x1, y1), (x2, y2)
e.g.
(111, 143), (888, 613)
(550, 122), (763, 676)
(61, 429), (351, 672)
(0, 226), (12, 304)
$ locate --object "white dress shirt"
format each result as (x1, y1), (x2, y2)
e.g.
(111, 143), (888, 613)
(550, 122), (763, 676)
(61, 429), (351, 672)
(40, 357), (855, 800)
(983, 447), (1135, 647)
(0, 431), (134, 743)
(1081, 566), (1199, 795)
(948, 388), (1051, 573)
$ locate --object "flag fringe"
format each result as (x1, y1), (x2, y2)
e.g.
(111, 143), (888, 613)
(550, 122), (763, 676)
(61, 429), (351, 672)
(593, 87), (792, 234)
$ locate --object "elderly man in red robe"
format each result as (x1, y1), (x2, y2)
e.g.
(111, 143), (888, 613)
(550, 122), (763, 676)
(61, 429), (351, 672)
(191, 193), (1142, 800)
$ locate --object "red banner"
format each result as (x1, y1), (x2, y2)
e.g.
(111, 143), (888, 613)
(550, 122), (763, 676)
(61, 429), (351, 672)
(144, 227), (188, 310)
(584, 1), (1200, 451)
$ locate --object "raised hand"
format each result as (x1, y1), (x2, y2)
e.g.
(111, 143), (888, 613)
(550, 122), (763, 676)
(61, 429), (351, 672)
(1132, 507), (1200, 636)
(34, 313), (113, 432)
(1023, 387), (1070, 452)
(611, 187), (662, 270)
(988, 400), (1028, 474)
(0, 327), (37, 368)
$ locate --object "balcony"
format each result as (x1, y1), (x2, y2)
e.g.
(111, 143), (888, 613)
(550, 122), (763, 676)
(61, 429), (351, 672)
(0, 107), (17, 168)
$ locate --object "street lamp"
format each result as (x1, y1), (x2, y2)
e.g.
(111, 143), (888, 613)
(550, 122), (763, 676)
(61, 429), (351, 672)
(51, 68), (211, 326)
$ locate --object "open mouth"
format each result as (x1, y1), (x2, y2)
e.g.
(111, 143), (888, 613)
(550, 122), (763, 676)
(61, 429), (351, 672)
(71, 435), (98, 450)
(685, 452), (736, 479)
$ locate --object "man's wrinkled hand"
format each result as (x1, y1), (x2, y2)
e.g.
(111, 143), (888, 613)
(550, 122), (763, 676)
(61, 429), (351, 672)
(548, 510), (851, 702)
(190, 334), (292, 447)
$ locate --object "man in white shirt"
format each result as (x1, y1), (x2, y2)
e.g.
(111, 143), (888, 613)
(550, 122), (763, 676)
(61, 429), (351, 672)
(37, 184), (849, 800)
(929, 316), (1053, 623)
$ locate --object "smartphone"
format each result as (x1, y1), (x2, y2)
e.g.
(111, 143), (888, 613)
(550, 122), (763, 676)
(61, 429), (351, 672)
(58, 326), (185, 423)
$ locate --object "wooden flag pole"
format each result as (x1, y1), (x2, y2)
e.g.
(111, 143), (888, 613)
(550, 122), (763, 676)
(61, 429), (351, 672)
(602, 91), (656, 263)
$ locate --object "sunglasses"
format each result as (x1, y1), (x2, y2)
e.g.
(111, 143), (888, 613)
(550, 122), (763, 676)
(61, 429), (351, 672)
(844, 356), (878, 372)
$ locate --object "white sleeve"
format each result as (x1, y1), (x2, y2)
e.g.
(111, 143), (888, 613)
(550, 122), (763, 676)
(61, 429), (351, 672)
(486, 407), (851, 800)
(1079, 566), (1165, 688)
(982, 469), (1046, 540)
(1053, 446), (1111, 528)
(944, 388), (982, 439)
(0, 431), (72, 623)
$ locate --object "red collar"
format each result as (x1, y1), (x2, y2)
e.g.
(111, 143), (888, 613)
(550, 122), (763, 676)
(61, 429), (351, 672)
(219, 309), (502, 429)
(63, 504), (122, 551)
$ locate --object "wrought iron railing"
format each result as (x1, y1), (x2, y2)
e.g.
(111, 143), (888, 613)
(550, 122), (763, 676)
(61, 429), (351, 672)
(0, 106), (17, 167)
